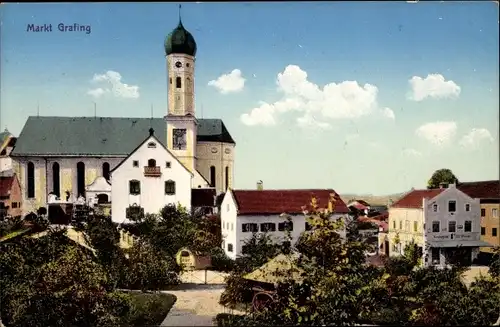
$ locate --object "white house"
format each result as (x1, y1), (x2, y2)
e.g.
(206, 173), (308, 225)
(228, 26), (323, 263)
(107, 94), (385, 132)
(220, 186), (350, 260)
(110, 128), (193, 224)
(422, 183), (493, 267)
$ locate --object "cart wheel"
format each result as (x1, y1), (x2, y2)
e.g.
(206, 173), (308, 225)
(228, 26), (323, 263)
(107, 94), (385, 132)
(252, 292), (274, 312)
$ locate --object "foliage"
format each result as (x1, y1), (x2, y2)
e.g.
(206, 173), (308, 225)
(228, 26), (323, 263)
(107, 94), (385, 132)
(489, 247), (500, 279)
(0, 215), (26, 238)
(427, 168), (459, 189)
(0, 229), (132, 327)
(124, 240), (181, 291)
(213, 313), (246, 327)
(124, 292), (177, 326)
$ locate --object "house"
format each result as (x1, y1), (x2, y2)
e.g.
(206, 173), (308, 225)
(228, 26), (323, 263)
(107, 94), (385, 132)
(0, 129), (17, 175)
(387, 188), (445, 257)
(110, 128), (193, 224)
(0, 175), (22, 218)
(457, 180), (500, 255)
(422, 183), (493, 267)
(9, 17), (235, 217)
(220, 186), (350, 260)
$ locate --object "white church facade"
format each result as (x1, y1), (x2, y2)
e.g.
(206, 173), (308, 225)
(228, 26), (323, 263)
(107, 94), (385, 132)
(9, 16), (236, 218)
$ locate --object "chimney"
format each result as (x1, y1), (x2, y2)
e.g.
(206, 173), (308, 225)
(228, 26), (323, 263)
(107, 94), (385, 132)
(257, 180), (263, 190)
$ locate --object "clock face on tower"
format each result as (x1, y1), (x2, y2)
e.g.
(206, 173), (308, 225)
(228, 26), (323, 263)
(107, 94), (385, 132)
(175, 61), (182, 68)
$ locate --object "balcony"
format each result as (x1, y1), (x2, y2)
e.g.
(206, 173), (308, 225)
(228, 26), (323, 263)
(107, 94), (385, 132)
(144, 166), (161, 177)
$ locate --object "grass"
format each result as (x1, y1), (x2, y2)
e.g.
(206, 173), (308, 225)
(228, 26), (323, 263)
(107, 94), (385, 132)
(125, 292), (177, 326)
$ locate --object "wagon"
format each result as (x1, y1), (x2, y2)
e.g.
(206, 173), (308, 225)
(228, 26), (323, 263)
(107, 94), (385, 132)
(242, 252), (305, 312)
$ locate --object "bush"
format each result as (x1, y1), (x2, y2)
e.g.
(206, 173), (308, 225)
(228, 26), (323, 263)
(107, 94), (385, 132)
(124, 292), (177, 326)
(214, 313), (246, 327)
(209, 247), (235, 272)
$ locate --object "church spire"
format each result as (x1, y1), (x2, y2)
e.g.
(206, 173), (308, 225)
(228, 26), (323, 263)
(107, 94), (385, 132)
(178, 4), (182, 26)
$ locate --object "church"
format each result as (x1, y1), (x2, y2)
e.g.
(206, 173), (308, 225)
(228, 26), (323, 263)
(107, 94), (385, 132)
(10, 16), (236, 219)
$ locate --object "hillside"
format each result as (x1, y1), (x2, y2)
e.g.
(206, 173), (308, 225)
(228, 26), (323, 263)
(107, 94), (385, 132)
(340, 192), (405, 206)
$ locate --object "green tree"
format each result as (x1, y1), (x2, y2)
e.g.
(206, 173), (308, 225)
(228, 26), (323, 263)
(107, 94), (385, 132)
(0, 229), (132, 327)
(124, 240), (181, 292)
(427, 168), (459, 189)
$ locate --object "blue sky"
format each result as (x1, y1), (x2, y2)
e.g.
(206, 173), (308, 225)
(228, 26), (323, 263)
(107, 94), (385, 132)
(1, 2), (498, 195)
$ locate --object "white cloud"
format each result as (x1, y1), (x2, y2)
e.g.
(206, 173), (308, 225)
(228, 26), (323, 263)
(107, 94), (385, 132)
(87, 88), (108, 98)
(296, 113), (331, 130)
(402, 148), (422, 157)
(208, 69), (246, 94)
(408, 74), (461, 101)
(459, 128), (494, 148)
(88, 71), (139, 99)
(240, 65), (385, 128)
(415, 121), (457, 146)
(381, 107), (395, 120)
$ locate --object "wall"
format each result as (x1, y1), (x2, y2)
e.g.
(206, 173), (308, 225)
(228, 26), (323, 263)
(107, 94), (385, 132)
(387, 207), (424, 256)
(480, 202), (500, 253)
(220, 191), (238, 259)
(196, 141), (235, 194)
(7, 175), (22, 217)
(111, 136), (192, 224)
(14, 156), (123, 215)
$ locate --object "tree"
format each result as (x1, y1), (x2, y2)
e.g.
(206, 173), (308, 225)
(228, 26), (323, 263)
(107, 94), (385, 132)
(427, 168), (459, 189)
(124, 240), (181, 292)
(0, 229), (132, 327)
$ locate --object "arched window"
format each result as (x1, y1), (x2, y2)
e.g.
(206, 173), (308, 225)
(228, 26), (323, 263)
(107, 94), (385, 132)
(102, 162), (110, 180)
(176, 77), (182, 89)
(97, 193), (109, 204)
(210, 166), (216, 188)
(52, 162), (60, 197)
(165, 180), (176, 195)
(27, 162), (35, 198)
(225, 166), (229, 191)
(77, 162), (85, 197)
(148, 159), (156, 167)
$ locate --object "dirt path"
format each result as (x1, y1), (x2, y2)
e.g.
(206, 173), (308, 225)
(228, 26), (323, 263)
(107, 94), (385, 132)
(161, 284), (245, 326)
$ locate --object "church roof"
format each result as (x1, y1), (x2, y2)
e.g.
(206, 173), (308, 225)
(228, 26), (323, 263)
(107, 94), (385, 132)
(11, 116), (235, 157)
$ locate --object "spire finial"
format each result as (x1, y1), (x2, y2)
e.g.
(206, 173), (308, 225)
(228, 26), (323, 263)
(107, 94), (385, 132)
(149, 127), (155, 136)
(178, 4), (182, 24)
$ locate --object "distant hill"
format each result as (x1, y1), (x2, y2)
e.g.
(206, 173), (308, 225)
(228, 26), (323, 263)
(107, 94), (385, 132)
(340, 193), (406, 207)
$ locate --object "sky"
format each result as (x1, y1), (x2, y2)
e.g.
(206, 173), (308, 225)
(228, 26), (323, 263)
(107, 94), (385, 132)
(1, 2), (499, 195)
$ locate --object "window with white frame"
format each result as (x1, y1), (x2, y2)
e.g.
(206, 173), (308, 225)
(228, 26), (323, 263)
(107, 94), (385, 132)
(432, 221), (440, 232)
(448, 200), (456, 213)
(448, 221), (456, 233)
(464, 220), (472, 232)
(465, 203), (471, 212)
(433, 204), (438, 212)
(492, 208), (498, 218)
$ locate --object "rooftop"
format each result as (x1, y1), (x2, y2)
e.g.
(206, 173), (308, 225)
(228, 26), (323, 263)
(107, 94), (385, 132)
(391, 188), (445, 209)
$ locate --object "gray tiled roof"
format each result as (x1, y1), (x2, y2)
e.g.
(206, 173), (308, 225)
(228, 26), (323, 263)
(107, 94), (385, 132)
(11, 116), (235, 157)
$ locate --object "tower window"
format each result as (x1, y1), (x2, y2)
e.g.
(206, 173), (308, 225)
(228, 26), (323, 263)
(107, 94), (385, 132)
(169, 78), (172, 84)
(172, 129), (187, 150)
(176, 77), (182, 89)
(225, 166), (229, 191)
(186, 63), (190, 67)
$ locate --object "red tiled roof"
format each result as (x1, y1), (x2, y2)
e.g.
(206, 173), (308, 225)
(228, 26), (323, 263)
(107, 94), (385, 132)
(350, 203), (368, 210)
(191, 188), (216, 207)
(457, 180), (500, 199)
(370, 212), (389, 221)
(232, 189), (349, 215)
(355, 199), (371, 207)
(0, 176), (14, 197)
(391, 189), (445, 209)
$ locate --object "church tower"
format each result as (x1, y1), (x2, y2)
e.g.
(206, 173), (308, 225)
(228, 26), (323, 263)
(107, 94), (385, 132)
(164, 7), (198, 173)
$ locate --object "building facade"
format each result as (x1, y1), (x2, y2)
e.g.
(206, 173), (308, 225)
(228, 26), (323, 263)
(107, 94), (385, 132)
(110, 129), (193, 224)
(458, 180), (500, 254)
(9, 17), (235, 216)
(220, 188), (350, 260)
(387, 189), (444, 257)
(422, 184), (491, 267)
(0, 175), (22, 218)
(0, 129), (16, 174)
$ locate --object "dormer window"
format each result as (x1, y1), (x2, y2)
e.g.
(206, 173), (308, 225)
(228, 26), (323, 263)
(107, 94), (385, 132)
(147, 142), (156, 148)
